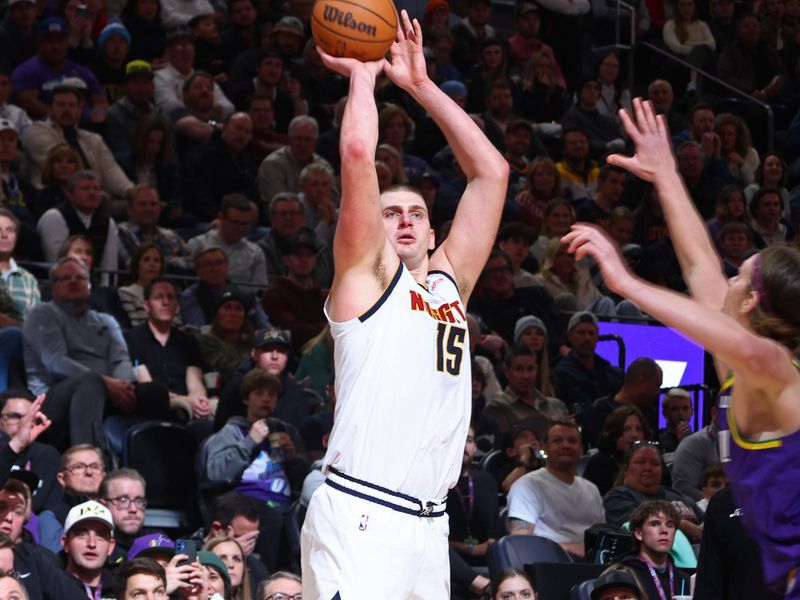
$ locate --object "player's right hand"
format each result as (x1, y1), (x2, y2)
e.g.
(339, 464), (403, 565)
(316, 47), (385, 79)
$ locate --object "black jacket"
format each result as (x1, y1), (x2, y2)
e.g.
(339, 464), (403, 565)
(14, 542), (86, 600)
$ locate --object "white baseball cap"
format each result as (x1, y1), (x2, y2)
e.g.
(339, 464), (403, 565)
(64, 500), (114, 535)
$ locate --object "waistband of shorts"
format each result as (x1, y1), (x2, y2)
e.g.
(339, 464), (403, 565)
(324, 467), (447, 518)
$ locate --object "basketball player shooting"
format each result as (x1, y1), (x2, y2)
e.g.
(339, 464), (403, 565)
(563, 98), (800, 598)
(299, 9), (508, 599)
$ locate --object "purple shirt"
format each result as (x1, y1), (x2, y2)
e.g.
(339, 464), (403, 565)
(11, 56), (103, 103)
(717, 372), (800, 598)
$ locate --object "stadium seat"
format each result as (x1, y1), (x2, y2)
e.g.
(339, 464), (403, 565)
(488, 534), (573, 577)
(123, 421), (201, 531)
(570, 577), (596, 600)
(529, 563), (604, 600)
(480, 449), (508, 481)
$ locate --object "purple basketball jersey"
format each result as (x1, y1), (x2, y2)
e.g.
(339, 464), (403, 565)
(717, 375), (800, 598)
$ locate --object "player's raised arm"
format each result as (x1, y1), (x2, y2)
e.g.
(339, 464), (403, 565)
(384, 11), (509, 300)
(608, 99), (727, 309)
(562, 225), (795, 395)
(318, 52), (389, 275)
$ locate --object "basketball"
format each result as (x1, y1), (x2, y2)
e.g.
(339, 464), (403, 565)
(311, 0), (398, 62)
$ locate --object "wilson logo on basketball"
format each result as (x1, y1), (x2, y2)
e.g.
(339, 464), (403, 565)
(322, 6), (378, 37)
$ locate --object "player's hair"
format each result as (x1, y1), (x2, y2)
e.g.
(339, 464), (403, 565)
(210, 492), (260, 526)
(628, 499), (680, 551)
(489, 568), (535, 599)
(60, 444), (103, 470)
(256, 571), (302, 600)
(143, 276), (176, 300)
(380, 184), (425, 205)
(623, 357), (661, 385)
(99, 468), (147, 499)
(599, 405), (654, 455)
(240, 368), (282, 400)
(114, 558), (166, 599)
(748, 245), (800, 353)
(543, 420), (580, 444)
(701, 463), (726, 487)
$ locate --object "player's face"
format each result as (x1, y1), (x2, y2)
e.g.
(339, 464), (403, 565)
(723, 253), (758, 321)
(381, 190), (434, 264)
(634, 511), (676, 556)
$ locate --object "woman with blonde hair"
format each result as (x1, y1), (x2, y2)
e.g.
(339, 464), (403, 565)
(375, 143), (407, 186)
(205, 536), (252, 600)
(37, 144), (85, 216)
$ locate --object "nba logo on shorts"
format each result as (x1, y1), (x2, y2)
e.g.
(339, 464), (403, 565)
(358, 514), (369, 531)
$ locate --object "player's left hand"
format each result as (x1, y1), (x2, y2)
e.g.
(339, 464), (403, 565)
(561, 224), (634, 296)
(384, 10), (427, 91)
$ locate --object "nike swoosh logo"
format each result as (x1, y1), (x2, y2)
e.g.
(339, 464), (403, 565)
(18, 572), (31, 579)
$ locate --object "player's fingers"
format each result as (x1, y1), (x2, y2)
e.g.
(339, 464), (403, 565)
(617, 107), (641, 143)
(400, 9), (412, 38)
(606, 153), (637, 173)
(412, 16), (422, 42)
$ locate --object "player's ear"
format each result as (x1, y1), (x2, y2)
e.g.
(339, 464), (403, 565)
(428, 228), (435, 251)
(741, 289), (760, 316)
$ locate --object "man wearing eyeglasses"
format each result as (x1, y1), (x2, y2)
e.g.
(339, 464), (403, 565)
(56, 445), (106, 505)
(256, 193), (333, 289)
(98, 469), (149, 567)
(255, 571), (302, 600)
(22, 257), (170, 451)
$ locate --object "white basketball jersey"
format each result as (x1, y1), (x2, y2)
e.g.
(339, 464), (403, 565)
(323, 264), (472, 500)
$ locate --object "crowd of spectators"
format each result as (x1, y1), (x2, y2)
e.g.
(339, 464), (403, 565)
(0, 0), (799, 596)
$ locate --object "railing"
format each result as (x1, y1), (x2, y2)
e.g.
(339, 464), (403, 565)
(640, 41), (775, 151)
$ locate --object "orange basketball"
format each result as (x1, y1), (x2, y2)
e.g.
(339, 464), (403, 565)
(311, 0), (397, 62)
